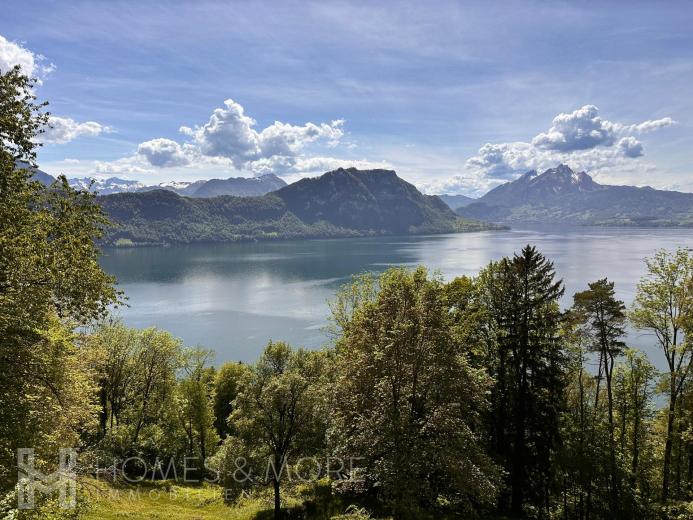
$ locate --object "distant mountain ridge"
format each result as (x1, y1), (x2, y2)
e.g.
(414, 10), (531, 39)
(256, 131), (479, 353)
(439, 194), (476, 210)
(99, 167), (493, 246)
(458, 164), (693, 226)
(66, 173), (287, 198)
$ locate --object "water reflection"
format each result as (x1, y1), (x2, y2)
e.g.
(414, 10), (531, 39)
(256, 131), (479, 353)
(101, 226), (693, 364)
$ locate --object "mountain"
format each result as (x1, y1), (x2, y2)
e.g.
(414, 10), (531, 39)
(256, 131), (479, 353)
(458, 164), (693, 226)
(15, 161), (56, 186)
(99, 168), (494, 246)
(68, 177), (146, 195)
(189, 174), (286, 197)
(68, 173), (286, 197)
(439, 194), (476, 210)
(273, 168), (462, 234)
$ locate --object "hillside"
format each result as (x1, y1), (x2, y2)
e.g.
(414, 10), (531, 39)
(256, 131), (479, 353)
(99, 168), (493, 245)
(458, 164), (693, 226)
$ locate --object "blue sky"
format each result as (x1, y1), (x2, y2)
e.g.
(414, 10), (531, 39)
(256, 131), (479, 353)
(2, 0), (692, 195)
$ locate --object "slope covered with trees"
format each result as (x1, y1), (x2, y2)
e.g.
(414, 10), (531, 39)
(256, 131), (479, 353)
(98, 169), (492, 246)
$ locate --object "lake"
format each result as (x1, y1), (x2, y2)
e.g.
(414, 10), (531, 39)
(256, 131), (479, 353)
(101, 226), (693, 367)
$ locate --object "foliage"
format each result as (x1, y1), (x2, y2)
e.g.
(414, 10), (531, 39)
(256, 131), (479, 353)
(0, 66), (118, 504)
(214, 341), (329, 519)
(479, 245), (566, 517)
(631, 248), (693, 501)
(330, 267), (501, 518)
(213, 362), (251, 439)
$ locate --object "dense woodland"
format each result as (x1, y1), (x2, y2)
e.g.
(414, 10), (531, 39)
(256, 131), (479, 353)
(2, 67), (693, 520)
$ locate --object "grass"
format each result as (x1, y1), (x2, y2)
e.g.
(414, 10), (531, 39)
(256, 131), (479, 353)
(81, 479), (301, 520)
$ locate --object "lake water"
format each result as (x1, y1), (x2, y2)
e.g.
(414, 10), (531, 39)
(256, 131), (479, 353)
(101, 226), (693, 367)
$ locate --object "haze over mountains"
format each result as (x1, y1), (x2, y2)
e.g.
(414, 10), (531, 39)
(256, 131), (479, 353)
(457, 164), (693, 226)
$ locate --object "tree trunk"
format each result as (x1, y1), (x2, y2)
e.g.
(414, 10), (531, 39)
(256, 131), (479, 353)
(606, 360), (619, 518)
(273, 478), (281, 520)
(662, 388), (677, 502)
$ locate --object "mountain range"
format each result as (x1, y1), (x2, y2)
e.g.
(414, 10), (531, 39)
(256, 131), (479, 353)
(66, 173), (287, 197)
(457, 164), (693, 226)
(99, 168), (490, 246)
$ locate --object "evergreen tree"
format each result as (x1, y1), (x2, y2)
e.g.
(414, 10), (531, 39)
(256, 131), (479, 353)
(480, 245), (565, 516)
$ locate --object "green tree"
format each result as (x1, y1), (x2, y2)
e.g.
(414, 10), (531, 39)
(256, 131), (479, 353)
(177, 348), (219, 472)
(479, 245), (565, 516)
(571, 279), (627, 517)
(331, 267), (500, 518)
(631, 248), (693, 501)
(85, 324), (184, 468)
(218, 341), (327, 520)
(213, 361), (250, 439)
(613, 348), (657, 514)
(0, 66), (118, 491)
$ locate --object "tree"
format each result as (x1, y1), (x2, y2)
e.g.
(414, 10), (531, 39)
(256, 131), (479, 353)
(479, 245), (566, 516)
(631, 248), (693, 501)
(177, 348), (218, 472)
(331, 267), (500, 518)
(0, 65), (48, 164)
(0, 66), (118, 491)
(613, 348), (657, 514)
(571, 279), (627, 517)
(218, 341), (327, 520)
(213, 361), (250, 439)
(85, 323), (184, 469)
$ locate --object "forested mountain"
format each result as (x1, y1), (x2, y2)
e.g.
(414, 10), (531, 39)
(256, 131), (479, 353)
(66, 173), (287, 197)
(458, 164), (693, 226)
(99, 168), (489, 245)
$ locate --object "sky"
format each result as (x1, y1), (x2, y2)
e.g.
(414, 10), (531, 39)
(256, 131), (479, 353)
(1, 0), (692, 196)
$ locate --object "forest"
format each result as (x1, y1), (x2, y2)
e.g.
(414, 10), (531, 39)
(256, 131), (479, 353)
(1, 66), (693, 520)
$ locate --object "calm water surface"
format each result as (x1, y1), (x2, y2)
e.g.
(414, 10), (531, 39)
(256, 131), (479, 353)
(101, 226), (693, 365)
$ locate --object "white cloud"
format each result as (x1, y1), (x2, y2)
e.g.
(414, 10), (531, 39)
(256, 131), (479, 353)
(420, 173), (499, 198)
(41, 116), (109, 144)
(0, 34), (54, 80)
(617, 136), (643, 158)
(531, 105), (677, 154)
(137, 138), (191, 167)
(465, 142), (535, 179)
(137, 98), (347, 176)
(621, 117), (677, 134)
(462, 105), (676, 184)
(532, 105), (617, 152)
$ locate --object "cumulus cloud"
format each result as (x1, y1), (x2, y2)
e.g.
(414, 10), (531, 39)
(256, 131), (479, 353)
(137, 138), (191, 167)
(139, 99), (346, 175)
(532, 105), (617, 152)
(617, 136), (643, 158)
(462, 105), (676, 184)
(0, 34), (54, 79)
(40, 116), (109, 144)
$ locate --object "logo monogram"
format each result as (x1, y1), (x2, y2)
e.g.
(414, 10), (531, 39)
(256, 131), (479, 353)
(17, 448), (77, 509)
